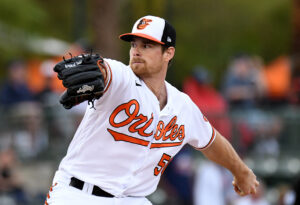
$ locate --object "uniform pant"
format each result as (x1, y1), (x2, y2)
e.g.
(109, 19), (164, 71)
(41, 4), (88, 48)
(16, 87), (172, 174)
(45, 171), (152, 205)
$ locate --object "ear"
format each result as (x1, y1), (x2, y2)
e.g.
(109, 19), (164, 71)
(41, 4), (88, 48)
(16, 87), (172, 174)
(163, 47), (175, 62)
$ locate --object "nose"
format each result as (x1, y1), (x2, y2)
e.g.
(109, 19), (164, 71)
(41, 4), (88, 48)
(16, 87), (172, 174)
(131, 46), (141, 57)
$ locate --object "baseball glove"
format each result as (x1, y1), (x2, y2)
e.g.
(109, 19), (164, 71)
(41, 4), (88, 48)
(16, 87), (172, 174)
(53, 53), (106, 109)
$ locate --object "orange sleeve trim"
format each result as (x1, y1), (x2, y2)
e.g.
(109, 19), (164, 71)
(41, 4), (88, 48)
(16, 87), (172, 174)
(102, 61), (113, 94)
(198, 126), (216, 150)
(98, 61), (108, 82)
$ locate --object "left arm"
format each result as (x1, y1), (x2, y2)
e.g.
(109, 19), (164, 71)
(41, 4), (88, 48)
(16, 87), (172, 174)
(200, 130), (259, 196)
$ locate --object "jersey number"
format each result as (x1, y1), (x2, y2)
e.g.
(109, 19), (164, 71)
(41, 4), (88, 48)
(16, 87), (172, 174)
(154, 153), (172, 176)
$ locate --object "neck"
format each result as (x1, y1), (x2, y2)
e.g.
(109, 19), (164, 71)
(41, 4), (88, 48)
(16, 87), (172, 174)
(142, 73), (167, 110)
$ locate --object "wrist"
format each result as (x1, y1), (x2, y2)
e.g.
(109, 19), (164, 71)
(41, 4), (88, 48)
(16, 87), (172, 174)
(232, 163), (251, 178)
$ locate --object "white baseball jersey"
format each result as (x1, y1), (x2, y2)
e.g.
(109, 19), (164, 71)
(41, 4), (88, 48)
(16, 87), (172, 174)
(58, 58), (216, 197)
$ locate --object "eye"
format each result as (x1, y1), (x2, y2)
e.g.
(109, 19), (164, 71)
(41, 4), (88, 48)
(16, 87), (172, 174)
(144, 44), (151, 48)
(131, 42), (136, 48)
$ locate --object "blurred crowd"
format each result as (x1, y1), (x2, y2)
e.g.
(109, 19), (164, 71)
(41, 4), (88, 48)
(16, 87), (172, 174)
(0, 47), (300, 205)
(0, 43), (88, 204)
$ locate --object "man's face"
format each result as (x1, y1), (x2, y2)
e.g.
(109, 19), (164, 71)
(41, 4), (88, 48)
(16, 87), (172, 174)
(129, 37), (165, 78)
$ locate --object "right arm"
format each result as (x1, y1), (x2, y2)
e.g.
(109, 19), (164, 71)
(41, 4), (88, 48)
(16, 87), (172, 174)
(200, 130), (259, 196)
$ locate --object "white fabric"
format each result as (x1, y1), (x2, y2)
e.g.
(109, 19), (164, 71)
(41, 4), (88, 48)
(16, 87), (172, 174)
(131, 15), (165, 42)
(45, 171), (152, 205)
(57, 58), (215, 198)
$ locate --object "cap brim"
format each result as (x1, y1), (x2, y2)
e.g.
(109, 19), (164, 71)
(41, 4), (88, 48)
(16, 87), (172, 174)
(119, 33), (165, 45)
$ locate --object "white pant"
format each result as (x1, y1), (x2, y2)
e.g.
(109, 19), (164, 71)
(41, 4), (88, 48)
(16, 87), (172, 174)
(45, 171), (152, 205)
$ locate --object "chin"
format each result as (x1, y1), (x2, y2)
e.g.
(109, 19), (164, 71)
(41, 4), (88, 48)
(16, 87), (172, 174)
(131, 64), (145, 75)
(132, 69), (143, 77)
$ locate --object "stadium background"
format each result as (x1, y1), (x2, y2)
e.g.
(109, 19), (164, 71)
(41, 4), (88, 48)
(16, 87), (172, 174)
(0, 0), (299, 204)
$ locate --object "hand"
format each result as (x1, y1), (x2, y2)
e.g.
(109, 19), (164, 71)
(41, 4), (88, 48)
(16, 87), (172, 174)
(53, 53), (106, 109)
(232, 168), (259, 196)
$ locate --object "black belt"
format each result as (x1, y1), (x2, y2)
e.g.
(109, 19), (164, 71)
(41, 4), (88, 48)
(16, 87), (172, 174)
(69, 177), (114, 198)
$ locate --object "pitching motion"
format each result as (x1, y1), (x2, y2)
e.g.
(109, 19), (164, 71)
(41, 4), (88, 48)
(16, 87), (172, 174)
(45, 15), (258, 205)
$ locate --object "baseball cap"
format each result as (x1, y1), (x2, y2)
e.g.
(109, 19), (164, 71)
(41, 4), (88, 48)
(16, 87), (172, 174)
(119, 15), (176, 48)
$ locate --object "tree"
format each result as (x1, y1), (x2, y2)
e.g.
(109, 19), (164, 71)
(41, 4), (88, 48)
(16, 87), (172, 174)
(90, 0), (120, 59)
(292, 0), (300, 72)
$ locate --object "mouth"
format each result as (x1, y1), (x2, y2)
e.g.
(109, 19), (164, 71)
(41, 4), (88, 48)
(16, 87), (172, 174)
(132, 62), (144, 65)
(131, 58), (145, 64)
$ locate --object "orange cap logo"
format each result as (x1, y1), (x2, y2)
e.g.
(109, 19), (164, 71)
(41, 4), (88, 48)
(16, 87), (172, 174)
(137, 18), (152, 30)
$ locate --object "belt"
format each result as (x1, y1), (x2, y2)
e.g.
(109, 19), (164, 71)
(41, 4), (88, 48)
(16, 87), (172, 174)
(69, 177), (114, 197)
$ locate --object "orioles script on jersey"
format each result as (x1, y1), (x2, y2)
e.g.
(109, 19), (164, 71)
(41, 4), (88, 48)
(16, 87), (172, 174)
(107, 99), (185, 148)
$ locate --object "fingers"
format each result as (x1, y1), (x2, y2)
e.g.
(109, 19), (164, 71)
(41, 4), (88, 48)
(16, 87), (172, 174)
(249, 184), (257, 195)
(250, 179), (260, 195)
(232, 179), (260, 196)
(234, 186), (245, 196)
(232, 181), (246, 196)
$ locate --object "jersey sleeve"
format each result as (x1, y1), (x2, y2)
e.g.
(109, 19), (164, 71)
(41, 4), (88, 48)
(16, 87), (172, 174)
(186, 98), (216, 150)
(102, 58), (132, 94)
(92, 58), (134, 109)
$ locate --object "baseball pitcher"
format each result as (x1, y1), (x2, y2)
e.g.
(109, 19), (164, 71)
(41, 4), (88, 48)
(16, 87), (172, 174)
(45, 15), (259, 205)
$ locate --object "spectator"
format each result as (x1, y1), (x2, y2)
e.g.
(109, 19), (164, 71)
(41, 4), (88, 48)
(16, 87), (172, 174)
(0, 148), (28, 205)
(0, 60), (35, 107)
(0, 60), (49, 160)
(222, 55), (267, 154)
(222, 54), (263, 110)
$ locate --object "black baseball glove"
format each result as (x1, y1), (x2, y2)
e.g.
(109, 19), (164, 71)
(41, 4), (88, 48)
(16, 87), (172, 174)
(53, 53), (106, 109)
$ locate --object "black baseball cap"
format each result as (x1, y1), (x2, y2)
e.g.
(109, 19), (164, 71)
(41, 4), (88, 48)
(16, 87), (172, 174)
(119, 15), (176, 48)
